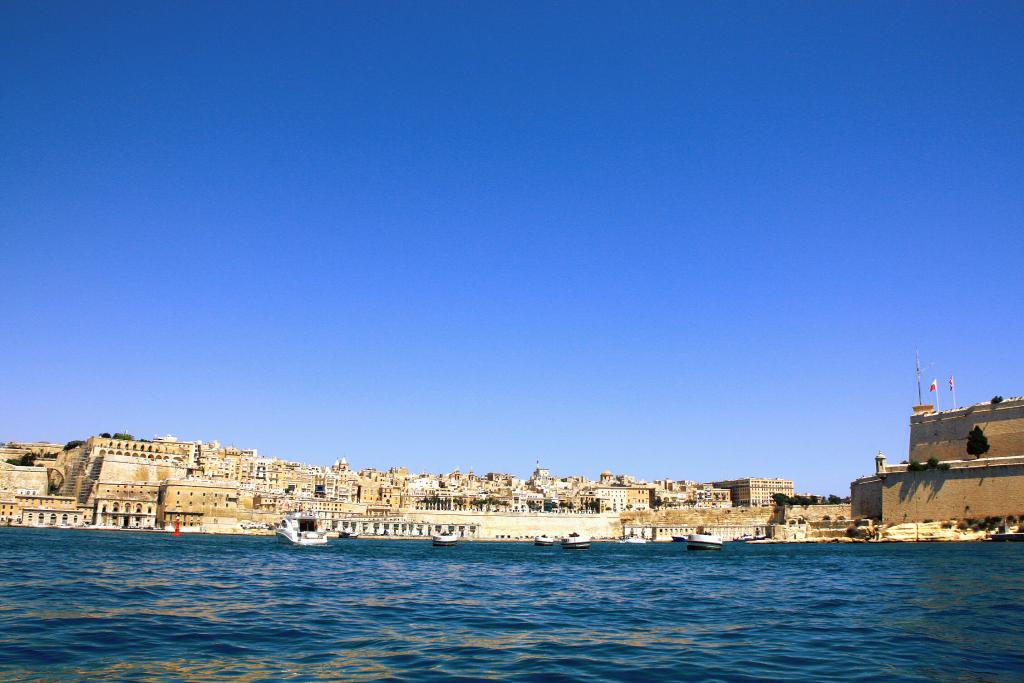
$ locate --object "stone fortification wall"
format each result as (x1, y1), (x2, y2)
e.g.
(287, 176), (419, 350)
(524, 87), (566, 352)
(0, 463), (49, 495)
(97, 455), (188, 484)
(621, 508), (774, 540)
(620, 507), (773, 527)
(774, 504), (852, 524)
(910, 397), (1024, 463)
(878, 459), (1024, 523)
(850, 476), (883, 519)
(404, 510), (620, 539)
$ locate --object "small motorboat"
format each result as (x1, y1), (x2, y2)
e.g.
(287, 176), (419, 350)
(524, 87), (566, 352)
(618, 537), (648, 544)
(276, 512), (328, 546)
(671, 535), (688, 542)
(561, 532), (591, 550)
(989, 532), (1024, 542)
(732, 534), (768, 543)
(534, 535), (555, 546)
(686, 533), (723, 551)
(432, 533), (459, 547)
(338, 530), (360, 539)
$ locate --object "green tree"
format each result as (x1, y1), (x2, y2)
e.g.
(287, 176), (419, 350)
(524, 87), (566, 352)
(5, 453), (36, 467)
(991, 396), (1004, 404)
(772, 492), (790, 506)
(63, 440), (85, 451)
(966, 426), (990, 458)
(112, 433), (134, 441)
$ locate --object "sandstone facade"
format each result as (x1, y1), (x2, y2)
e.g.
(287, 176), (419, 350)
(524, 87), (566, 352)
(909, 397), (1024, 463)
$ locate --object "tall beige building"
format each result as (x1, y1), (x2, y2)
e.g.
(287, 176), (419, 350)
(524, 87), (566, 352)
(712, 477), (794, 507)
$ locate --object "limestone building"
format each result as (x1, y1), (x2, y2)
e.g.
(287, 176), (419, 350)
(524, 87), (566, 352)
(712, 477), (794, 507)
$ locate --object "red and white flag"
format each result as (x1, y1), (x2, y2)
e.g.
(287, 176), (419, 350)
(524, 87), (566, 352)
(949, 376), (955, 391)
(929, 379), (938, 392)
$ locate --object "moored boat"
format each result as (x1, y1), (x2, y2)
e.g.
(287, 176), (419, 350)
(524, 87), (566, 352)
(276, 512), (328, 546)
(338, 530), (360, 539)
(534, 535), (555, 546)
(561, 532), (591, 550)
(432, 533), (459, 547)
(619, 537), (648, 544)
(671, 535), (688, 542)
(686, 533), (723, 551)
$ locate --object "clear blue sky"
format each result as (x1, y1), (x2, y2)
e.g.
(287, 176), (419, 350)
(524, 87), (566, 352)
(3, 2), (1022, 494)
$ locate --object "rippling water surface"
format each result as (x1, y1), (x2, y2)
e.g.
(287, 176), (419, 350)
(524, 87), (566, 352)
(1, 529), (1023, 681)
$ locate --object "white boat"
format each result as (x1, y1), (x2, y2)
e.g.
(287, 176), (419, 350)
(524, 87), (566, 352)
(561, 532), (591, 550)
(432, 533), (459, 547)
(534, 535), (555, 546)
(686, 533), (723, 551)
(338, 530), (360, 539)
(618, 537), (648, 544)
(276, 512), (328, 546)
(732, 534), (767, 543)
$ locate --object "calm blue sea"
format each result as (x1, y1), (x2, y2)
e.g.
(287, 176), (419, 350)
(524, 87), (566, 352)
(1, 528), (1022, 682)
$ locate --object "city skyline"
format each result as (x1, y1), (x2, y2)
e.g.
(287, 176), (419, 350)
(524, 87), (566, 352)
(3, 3), (1023, 493)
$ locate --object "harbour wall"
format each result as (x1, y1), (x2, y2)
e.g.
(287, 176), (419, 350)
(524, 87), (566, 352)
(621, 508), (774, 541)
(403, 510), (621, 539)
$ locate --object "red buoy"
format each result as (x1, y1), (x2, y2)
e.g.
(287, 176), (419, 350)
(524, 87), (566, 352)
(174, 518), (181, 536)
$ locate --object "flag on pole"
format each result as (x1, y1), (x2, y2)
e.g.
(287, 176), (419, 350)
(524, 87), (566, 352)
(949, 376), (955, 391)
(929, 379), (938, 392)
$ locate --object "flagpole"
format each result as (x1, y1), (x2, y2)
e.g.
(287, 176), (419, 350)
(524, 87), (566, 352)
(951, 377), (958, 410)
(915, 351), (923, 405)
(934, 379), (941, 412)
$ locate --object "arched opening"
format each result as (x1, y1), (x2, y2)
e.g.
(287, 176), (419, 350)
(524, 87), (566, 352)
(112, 503), (119, 513)
(49, 513), (57, 525)
(61, 514), (68, 526)
(135, 504), (142, 514)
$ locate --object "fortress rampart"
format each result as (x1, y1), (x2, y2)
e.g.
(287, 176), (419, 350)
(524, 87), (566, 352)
(909, 397), (1024, 463)
(852, 457), (1024, 523)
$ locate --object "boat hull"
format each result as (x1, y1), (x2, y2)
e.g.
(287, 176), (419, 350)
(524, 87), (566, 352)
(276, 530), (328, 546)
(686, 533), (723, 551)
(432, 535), (458, 547)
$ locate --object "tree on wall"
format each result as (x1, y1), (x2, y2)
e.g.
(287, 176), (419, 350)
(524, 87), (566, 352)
(966, 426), (991, 458)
